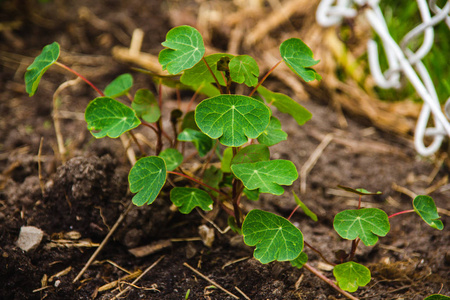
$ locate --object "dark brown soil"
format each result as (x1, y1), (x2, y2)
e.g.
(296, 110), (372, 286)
(1, 1), (449, 300)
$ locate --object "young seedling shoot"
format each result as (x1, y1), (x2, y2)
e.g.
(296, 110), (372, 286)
(25, 25), (444, 297)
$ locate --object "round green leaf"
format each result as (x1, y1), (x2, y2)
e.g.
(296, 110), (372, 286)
(132, 89), (161, 123)
(129, 156), (167, 206)
(85, 97), (141, 138)
(170, 187), (213, 214)
(181, 53), (234, 87)
(104, 73), (133, 98)
(229, 55), (259, 87)
(231, 160), (298, 195)
(413, 195), (443, 230)
(257, 86), (311, 126)
(158, 25), (206, 74)
(195, 95), (271, 147)
(257, 116), (287, 146)
(242, 209), (304, 264)
(159, 148), (183, 171)
(231, 144), (270, 165)
(333, 261), (371, 292)
(290, 251), (308, 269)
(177, 128), (213, 157)
(280, 38), (321, 82)
(333, 208), (390, 246)
(25, 42), (60, 96)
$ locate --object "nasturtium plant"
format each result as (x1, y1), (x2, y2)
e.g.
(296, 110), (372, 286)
(25, 41), (60, 96)
(195, 95), (271, 147)
(413, 195), (443, 230)
(333, 261), (371, 292)
(158, 148), (183, 171)
(257, 117), (287, 146)
(333, 208), (390, 246)
(85, 97), (141, 138)
(170, 187), (213, 214)
(28, 26), (445, 297)
(229, 55), (259, 87)
(159, 25), (206, 74)
(242, 209), (304, 264)
(104, 73), (133, 98)
(128, 156), (167, 206)
(231, 160), (298, 195)
(132, 89), (161, 123)
(280, 38), (321, 82)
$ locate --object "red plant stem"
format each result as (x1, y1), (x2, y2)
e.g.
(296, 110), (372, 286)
(202, 57), (223, 94)
(129, 131), (146, 156)
(55, 62), (104, 97)
(357, 195), (362, 209)
(388, 209), (415, 219)
(304, 241), (336, 266)
(348, 238), (361, 261)
(303, 263), (359, 300)
(249, 60), (283, 97)
(186, 86), (201, 113)
(167, 171), (228, 198)
(141, 122), (172, 145)
(287, 205), (300, 220)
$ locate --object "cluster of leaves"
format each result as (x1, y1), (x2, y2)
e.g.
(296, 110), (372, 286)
(25, 25), (444, 295)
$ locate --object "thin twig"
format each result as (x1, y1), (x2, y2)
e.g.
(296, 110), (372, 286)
(37, 137), (45, 194)
(72, 202), (134, 283)
(113, 256), (164, 299)
(234, 286), (251, 300)
(300, 134), (333, 194)
(183, 262), (239, 299)
(303, 263), (359, 300)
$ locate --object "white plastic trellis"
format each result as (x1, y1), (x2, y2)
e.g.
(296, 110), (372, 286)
(316, 0), (450, 156)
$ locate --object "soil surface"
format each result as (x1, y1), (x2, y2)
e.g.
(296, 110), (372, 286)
(1, 1), (449, 300)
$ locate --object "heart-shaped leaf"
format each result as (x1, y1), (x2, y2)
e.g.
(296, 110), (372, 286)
(177, 128), (213, 157)
(132, 89), (161, 123)
(231, 144), (270, 165)
(159, 148), (183, 171)
(170, 187), (213, 214)
(413, 195), (443, 230)
(280, 38), (321, 82)
(333, 261), (371, 292)
(181, 53), (234, 87)
(231, 160), (298, 195)
(104, 73), (133, 98)
(293, 191), (317, 222)
(128, 156), (167, 206)
(229, 55), (259, 87)
(257, 116), (287, 146)
(25, 42), (60, 96)
(158, 25), (205, 74)
(290, 251), (308, 269)
(195, 95), (271, 147)
(242, 209), (304, 264)
(333, 208), (390, 246)
(257, 86), (311, 126)
(85, 97), (141, 138)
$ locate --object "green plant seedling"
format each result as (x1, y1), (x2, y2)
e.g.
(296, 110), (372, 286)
(424, 295), (450, 300)
(104, 73), (133, 98)
(333, 261), (371, 292)
(26, 25), (444, 298)
(333, 208), (390, 246)
(242, 209), (304, 264)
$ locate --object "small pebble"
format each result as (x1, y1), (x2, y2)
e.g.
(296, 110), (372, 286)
(16, 226), (44, 252)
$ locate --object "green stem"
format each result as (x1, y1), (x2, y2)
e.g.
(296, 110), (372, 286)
(202, 57), (223, 94)
(167, 171), (228, 198)
(249, 60), (283, 97)
(388, 209), (415, 219)
(55, 62), (104, 97)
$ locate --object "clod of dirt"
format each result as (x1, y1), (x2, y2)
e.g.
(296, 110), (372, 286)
(16, 226), (44, 252)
